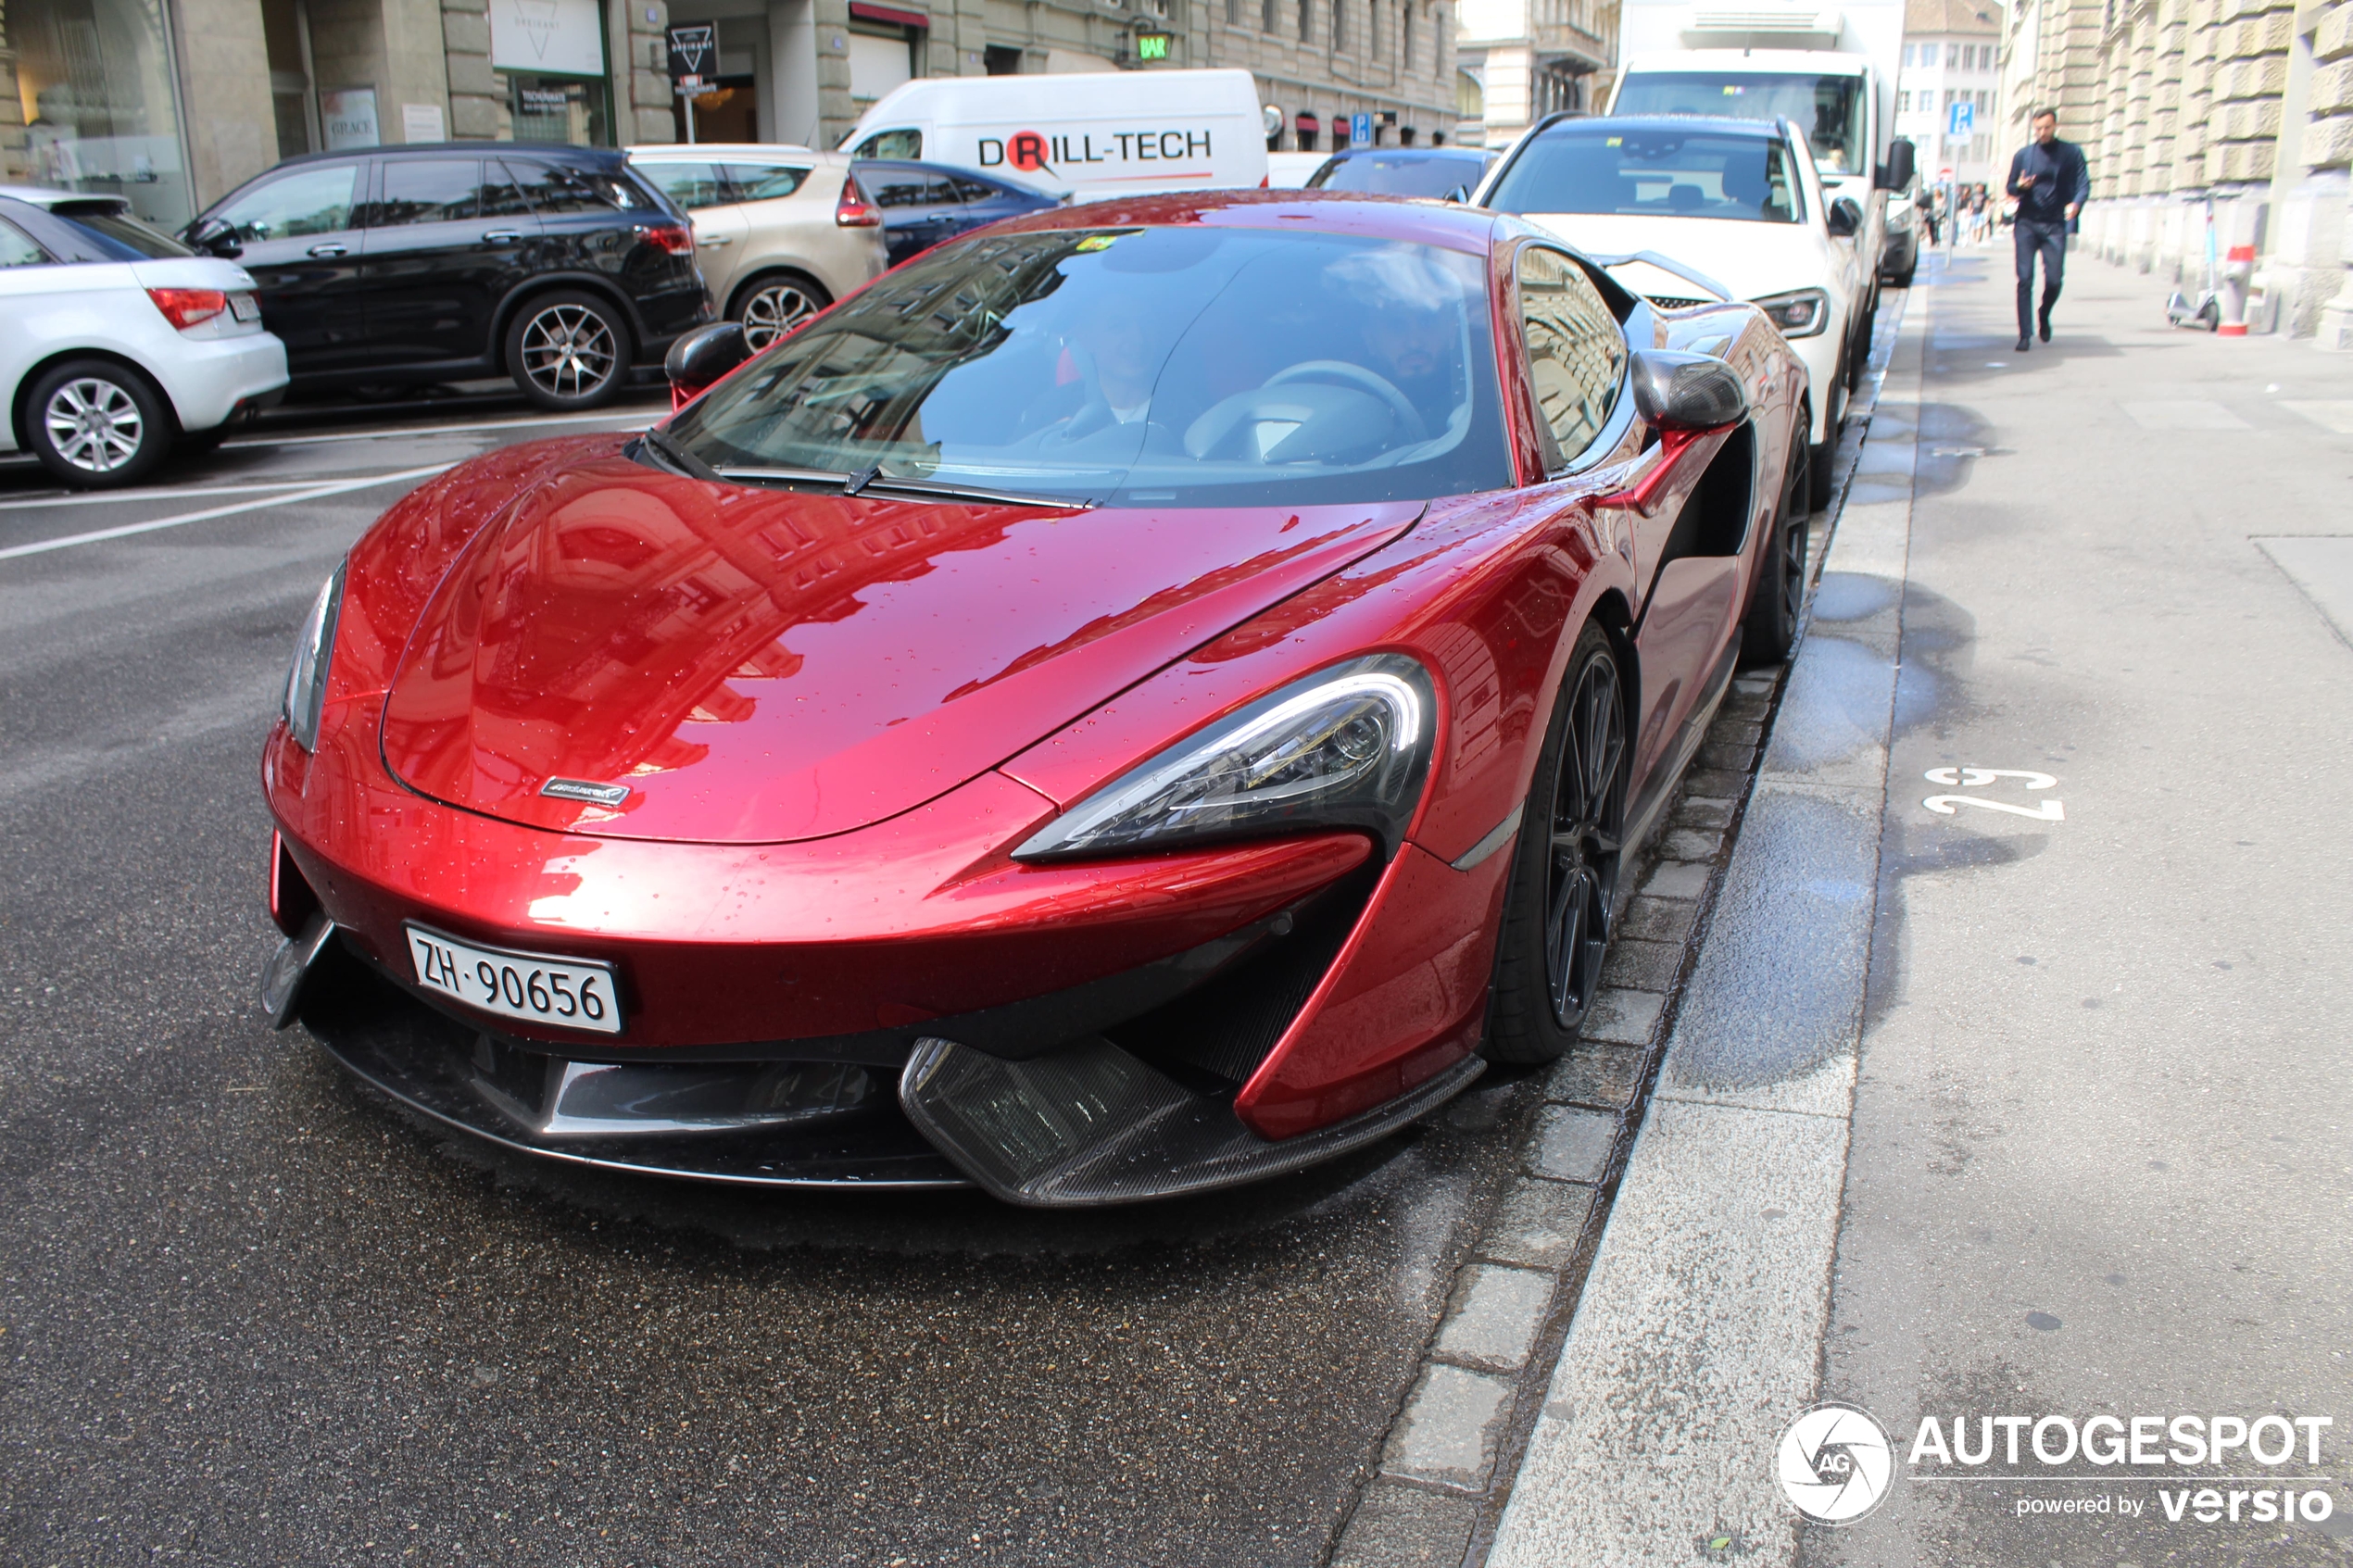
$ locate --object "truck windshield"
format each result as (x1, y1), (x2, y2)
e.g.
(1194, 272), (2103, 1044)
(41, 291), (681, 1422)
(1486, 127), (1801, 223)
(1614, 72), (1868, 175)
(661, 226), (1514, 508)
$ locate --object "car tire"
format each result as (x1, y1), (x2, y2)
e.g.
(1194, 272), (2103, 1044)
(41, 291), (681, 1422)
(730, 270), (831, 351)
(1484, 622), (1629, 1066)
(505, 290), (632, 411)
(23, 358), (175, 489)
(1889, 258), (1918, 288)
(1741, 431), (1811, 667)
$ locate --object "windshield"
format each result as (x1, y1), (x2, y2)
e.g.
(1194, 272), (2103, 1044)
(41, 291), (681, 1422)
(1310, 153), (1492, 198)
(1486, 127), (1801, 223)
(50, 203), (194, 258)
(662, 226), (1513, 508)
(1613, 72), (1867, 174)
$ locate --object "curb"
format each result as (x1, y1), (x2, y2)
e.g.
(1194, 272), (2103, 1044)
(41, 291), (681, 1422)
(1324, 291), (1917, 1568)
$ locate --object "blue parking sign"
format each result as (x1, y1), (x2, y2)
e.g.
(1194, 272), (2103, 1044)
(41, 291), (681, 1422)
(1948, 100), (1974, 139)
(1352, 111), (1373, 146)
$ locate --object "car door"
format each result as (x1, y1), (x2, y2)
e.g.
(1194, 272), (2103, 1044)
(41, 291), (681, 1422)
(862, 164), (960, 265)
(197, 160), (370, 376)
(635, 158), (749, 306)
(1517, 244), (1743, 784)
(359, 157), (539, 369)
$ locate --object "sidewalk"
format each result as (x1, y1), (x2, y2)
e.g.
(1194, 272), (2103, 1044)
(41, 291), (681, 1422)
(1486, 250), (2353, 1564)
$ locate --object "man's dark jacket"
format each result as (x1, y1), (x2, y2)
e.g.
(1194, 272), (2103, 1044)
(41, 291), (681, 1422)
(2007, 138), (2090, 227)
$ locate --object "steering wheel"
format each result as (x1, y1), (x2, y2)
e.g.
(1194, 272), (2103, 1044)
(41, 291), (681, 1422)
(1265, 360), (1428, 442)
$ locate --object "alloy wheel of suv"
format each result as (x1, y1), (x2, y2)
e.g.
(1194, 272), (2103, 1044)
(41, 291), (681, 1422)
(27, 359), (173, 488)
(735, 274), (829, 351)
(507, 292), (629, 410)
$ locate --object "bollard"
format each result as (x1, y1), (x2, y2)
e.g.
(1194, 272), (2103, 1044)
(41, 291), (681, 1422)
(2219, 245), (2256, 336)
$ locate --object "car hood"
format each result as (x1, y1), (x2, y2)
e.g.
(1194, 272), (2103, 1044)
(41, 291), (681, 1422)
(379, 453), (1419, 845)
(1512, 213), (1842, 303)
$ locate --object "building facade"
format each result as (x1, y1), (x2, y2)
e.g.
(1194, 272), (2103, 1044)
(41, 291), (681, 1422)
(1897, 0), (2004, 186)
(0, 0), (1452, 239)
(1451, 0), (1614, 149)
(2003, 0), (2353, 343)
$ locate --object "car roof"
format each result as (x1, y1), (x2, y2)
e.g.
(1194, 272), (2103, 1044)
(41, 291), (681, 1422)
(851, 158), (1023, 185)
(0, 184), (130, 210)
(964, 187), (1503, 254)
(627, 143), (847, 165)
(1327, 146), (1491, 160)
(259, 141), (627, 169)
(1540, 114), (1791, 140)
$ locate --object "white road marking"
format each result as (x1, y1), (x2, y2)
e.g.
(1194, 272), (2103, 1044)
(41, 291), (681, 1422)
(0, 478), (341, 513)
(219, 408), (655, 450)
(0, 463), (452, 562)
(2120, 399), (2251, 430)
(2280, 399), (2353, 434)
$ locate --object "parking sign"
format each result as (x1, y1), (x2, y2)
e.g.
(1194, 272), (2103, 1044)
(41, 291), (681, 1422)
(1947, 100), (1975, 141)
(1351, 111), (1373, 146)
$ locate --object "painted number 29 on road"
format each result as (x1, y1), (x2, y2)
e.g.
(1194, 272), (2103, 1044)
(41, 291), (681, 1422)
(404, 923), (623, 1036)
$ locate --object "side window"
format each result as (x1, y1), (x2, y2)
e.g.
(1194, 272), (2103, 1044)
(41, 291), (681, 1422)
(867, 171), (935, 209)
(1517, 245), (1628, 470)
(0, 218), (50, 267)
(949, 177), (1001, 203)
(719, 163), (812, 202)
(371, 159), (484, 227)
(481, 163), (534, 219)
(640, 160), (727, 210)
(212, 164), (360, 242)
(508, 161), (626, 214)
(853, 130), (922, 160)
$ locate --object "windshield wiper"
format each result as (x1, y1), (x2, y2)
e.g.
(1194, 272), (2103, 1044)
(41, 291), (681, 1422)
(635, 426), (720, 482)
(714, 465), (1088, 508)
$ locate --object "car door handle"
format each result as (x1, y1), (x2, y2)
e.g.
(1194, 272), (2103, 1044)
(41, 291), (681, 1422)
(482, 229), (522, 243)
(308, 243), (347, 257)
(698, 233), (733, 245)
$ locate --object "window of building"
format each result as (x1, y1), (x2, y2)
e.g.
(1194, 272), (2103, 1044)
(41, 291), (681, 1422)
(510, 78), (612, 147)
(1265, 0), (1278, 29)
(1516, 245), (1626, 470)
(1919, 41), (1937, 66)
(984, 44), (1023, 72)
(8, 0), (197, 230)
(1371, 0), (1382, 57)
(1333, 0), (1347, 48)
(1299, 0), (1313, 41)
(1404, 6), (1416, 68)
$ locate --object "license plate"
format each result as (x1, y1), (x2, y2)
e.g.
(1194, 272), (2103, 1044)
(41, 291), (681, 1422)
(404, 924), (623, 1036)
(229, 292), (260, 322)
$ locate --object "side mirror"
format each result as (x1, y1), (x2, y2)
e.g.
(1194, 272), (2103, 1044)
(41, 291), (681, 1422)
(189, 217), (243, 257)
(1826, 196), (1864, 237)
(1629, 350), (1748, 432)
(1876, 138), (1917, 192)
(664, 321), (750, 408)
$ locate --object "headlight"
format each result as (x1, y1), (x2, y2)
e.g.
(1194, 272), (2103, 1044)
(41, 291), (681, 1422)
(1755, 288), (1831, 338)
(283, 562), (346, 751)
(1013, 655), (1437, 861)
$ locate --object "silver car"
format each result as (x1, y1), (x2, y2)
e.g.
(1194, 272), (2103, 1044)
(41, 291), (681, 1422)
(626, 145), (888, 348)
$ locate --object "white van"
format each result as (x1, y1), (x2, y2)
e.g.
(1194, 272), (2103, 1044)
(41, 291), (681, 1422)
(841, 70), (1270, 201)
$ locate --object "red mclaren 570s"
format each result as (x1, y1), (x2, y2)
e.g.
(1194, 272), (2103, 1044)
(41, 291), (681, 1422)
(259, 191), (1815, 1207)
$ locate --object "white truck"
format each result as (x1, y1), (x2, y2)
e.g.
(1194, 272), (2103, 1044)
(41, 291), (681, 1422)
(1607, 6), (1919, 289)
(840, 70), (1271, 203)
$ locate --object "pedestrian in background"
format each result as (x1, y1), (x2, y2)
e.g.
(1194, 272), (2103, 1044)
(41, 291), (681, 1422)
(2006, 108), (2091, 350)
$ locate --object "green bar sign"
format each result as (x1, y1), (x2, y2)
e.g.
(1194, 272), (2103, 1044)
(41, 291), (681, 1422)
(1137, 31), (1170, 59)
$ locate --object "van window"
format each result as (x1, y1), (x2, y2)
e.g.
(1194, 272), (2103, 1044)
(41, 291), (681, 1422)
(1516, 246), (1627, 470)
(852, 129), (922, 160)
(661, 225), (1513, 508)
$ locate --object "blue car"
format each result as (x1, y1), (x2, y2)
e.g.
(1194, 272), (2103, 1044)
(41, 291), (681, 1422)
(851, 159), (1061, 267)
(1306, 147), (1500, 200)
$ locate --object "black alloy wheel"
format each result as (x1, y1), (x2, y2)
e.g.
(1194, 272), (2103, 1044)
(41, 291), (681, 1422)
(732, 272), (830, 350)
(1741, 430), (1811, 666)
(1486, 623), (1630, 1065)
(506, 290), (631, 411)
(25, 358), (174, 488)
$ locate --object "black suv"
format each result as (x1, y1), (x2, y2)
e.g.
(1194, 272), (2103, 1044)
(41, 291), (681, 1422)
(182, 144), (712, 410)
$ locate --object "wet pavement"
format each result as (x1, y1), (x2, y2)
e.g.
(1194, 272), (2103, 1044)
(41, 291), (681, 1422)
(0, 391), (1542, 1566)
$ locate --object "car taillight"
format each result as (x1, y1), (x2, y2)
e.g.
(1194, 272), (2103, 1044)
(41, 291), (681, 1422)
(147, 287), (229, 332)
(836, 176), (880, 228)
(643, 222), (695, 257)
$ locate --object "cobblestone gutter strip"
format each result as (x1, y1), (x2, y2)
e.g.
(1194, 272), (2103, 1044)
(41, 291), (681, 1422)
(1322, 295), (1917, 1568)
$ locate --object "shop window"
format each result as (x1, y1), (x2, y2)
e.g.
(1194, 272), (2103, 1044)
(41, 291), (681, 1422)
(984, 44), (1023, 73)
(510, 77), (611, 147)
(9, 0), (196, 230)
(213, 163), (359, 243)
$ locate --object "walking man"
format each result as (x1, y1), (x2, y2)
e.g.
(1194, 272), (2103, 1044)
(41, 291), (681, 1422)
(2006, 109), (2090, 350)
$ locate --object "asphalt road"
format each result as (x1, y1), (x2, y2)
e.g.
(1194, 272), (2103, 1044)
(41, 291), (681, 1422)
(0, 391), (1543, 1567)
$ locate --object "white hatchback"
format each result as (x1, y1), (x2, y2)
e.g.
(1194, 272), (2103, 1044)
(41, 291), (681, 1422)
(0, 186), (288, 488)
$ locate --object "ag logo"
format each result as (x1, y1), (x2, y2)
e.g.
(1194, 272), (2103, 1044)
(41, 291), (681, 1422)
(1776, 1403), (1894, 1524)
